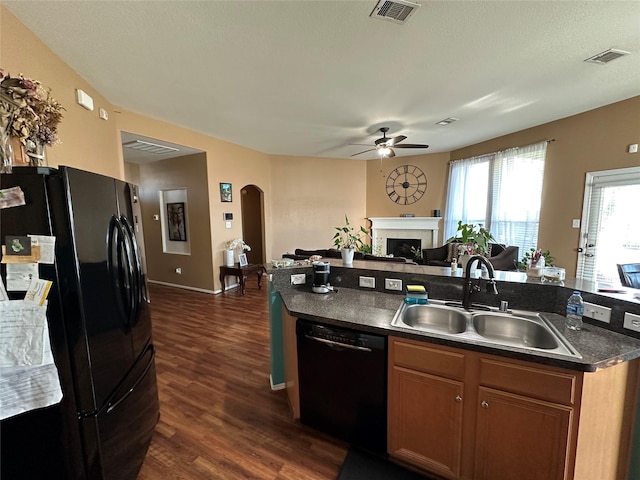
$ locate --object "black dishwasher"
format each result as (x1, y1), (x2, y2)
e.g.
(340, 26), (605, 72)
(296, 319), (387, 453)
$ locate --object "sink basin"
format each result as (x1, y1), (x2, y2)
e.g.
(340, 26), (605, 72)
(472, 313), (559, 350)
(390, 300), (581, 359)
(398, 304), (468, 334)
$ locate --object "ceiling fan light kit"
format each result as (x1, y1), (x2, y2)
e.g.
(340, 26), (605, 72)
(351, 127), (429, 158)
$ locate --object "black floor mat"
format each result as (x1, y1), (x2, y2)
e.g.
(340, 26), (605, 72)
(337, 447), (429, 480)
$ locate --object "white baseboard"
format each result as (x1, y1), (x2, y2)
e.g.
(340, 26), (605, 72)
(270, 375), (286, 391)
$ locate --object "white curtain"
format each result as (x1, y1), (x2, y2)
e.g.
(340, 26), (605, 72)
(443, 155), (491, 241)
(444, 141), (547, 256)
(490, 141), (547, 254)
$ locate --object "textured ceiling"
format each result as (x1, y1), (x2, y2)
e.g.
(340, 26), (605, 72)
(5, 1), (640, 160)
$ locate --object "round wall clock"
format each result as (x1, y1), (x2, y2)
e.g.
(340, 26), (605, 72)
(385, 164), (427, 205)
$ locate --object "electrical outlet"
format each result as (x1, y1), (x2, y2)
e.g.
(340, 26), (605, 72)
(385, 278), (403, 291)
(583, 302), (611, 323)
(290, 273), (306, 285)
(175, 267), (182, 274)
(359, 276), (376, 288)
(623, 312), (640, 332)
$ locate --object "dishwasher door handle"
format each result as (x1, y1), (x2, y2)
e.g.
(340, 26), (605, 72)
(305, 335), (373, 352)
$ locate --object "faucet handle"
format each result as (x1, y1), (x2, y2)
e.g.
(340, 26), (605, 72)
(499, 300), (509, 312)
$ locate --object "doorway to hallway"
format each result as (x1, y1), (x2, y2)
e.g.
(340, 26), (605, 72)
(241, 185), (265, 265)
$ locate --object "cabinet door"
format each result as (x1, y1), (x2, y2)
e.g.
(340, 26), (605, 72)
(474, 387), (572, 480)
(388, 366), (463, 479)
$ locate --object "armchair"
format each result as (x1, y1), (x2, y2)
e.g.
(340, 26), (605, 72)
(617, 263), (640, 289)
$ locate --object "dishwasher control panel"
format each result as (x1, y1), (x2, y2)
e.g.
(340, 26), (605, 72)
(298, 321), (386, 350)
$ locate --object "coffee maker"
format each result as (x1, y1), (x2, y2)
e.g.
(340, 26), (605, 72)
(312, 261), (331, 294)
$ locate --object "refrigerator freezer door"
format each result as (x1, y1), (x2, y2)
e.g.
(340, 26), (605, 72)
(81, 345), (159, 479)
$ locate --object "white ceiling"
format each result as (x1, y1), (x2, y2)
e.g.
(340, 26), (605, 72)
(5, 1), (640, 161)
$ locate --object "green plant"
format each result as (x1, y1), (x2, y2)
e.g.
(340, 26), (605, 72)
(446, 221), (495, 255)
(519, 248), (555, 270)
(332, 215), (371, 251)
(410, 245), (422, 263)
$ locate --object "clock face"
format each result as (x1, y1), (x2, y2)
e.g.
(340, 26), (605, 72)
(386, 164), (427, 205)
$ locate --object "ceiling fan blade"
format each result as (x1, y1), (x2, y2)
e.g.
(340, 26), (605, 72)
(350, 148), (376, 157)
(393, 143), (430, 149)
(390, 135), (407, 146)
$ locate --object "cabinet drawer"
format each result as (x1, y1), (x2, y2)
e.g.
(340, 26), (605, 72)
(391, 337), (465, 380)
(479, 358), (577, 405)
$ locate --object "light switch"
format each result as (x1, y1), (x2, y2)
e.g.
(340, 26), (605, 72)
(225, 221), (232, 229)
(572, 219), (580, 228)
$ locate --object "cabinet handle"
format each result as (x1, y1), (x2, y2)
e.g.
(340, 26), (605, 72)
(455, 395), (462, 402)
(481, 401), (489, 408)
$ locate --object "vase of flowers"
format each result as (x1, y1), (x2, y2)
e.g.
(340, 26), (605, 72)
(224, 238), (251, 266)
(0, 70), (64, 170)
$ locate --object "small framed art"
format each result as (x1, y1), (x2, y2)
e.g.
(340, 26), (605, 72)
(166, 202), (187, 241)
(238, 253), (248, 267)
(220, 183), (232, 202)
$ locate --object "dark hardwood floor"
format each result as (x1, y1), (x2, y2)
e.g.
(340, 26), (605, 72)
(137, 282), (348, 480)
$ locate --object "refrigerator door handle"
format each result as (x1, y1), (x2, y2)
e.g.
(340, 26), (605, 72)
(107, 215), (128, 325)
(116, 217), (137, 330)
(105, 345), (155, 415)
(120, 215), (143, 322)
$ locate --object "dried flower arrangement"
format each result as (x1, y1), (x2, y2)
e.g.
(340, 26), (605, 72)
(0, 69), (64, 167)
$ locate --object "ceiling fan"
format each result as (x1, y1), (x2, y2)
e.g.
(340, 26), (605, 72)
(350, 127), (429, 158)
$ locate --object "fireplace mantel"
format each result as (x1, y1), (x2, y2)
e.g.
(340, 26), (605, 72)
(368, 217), (441, 256)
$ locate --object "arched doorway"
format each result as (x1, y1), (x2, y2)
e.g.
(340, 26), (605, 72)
(241, 185), (265, 264)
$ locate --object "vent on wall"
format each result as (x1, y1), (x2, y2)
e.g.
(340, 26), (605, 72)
(584, 48), (630, 65)
(370, 0), (420, 24)
(122, 140), (179, 154)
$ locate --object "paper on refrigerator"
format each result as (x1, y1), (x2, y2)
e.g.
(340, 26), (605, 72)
(0, 301), (63, 420)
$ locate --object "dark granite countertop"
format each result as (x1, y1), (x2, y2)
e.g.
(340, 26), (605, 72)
(279, 285), (640, 373)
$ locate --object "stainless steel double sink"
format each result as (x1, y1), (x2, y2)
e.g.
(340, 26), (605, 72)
(391, 300), (581, 358)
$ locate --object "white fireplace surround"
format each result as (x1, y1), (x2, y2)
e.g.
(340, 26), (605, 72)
(368, 217), (441, 256)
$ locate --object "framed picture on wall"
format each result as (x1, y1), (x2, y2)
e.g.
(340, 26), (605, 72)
(238, 253), (248, 267)
(220, 183), (232, 202)
(167, 202), (187, 241)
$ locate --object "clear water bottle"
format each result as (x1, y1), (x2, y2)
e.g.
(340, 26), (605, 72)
(566, 291), (584, 330)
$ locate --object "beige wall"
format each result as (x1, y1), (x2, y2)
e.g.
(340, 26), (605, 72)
(1, 8), (123, 178)
(270, 155), (368, 257)
(366, 151), (451, 243)
(451, 96), (640, 274)
(115, 109), (272, 291)
(138, 153), (214, 291)
(4, 5), (638, 286)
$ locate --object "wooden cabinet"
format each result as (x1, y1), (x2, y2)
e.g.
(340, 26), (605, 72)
(388, 336), (639, 480)
(388, 339), (465, 479)
(474, 387), (572, 480)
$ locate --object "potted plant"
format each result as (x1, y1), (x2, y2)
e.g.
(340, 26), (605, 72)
(332, 215), (371, 265)
(446, 221), (495, 269)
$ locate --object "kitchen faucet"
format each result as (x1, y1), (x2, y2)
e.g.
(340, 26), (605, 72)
(462, 255), (499, 309)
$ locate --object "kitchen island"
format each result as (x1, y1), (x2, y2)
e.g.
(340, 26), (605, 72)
(268, 259), (640, 480)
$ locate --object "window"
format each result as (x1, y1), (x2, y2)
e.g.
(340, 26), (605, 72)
(444, 141), (547, 256)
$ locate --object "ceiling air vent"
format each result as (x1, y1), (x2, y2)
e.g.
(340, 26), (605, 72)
(122, 140), (179, 155)
(584, 48), (630, 65)
(370, 0), (420, 24)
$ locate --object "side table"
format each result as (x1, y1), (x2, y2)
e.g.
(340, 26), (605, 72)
(220, 263), (267, 295)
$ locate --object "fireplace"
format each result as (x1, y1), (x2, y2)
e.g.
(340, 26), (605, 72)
(387, 238), (421, 259)
(368, 217), (441, 256)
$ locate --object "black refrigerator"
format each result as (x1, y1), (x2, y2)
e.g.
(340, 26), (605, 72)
(0, 166), (159, 480)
